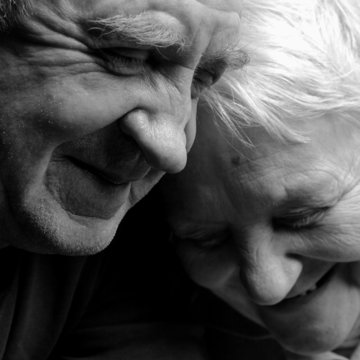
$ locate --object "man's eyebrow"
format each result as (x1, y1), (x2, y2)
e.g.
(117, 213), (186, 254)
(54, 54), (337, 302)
(84, 12), (247, 76)
(85, 13), (187, 49)
(198, 47), (249, 78)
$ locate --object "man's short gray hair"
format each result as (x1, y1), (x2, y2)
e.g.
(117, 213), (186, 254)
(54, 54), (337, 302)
(205, 0), (360, 142)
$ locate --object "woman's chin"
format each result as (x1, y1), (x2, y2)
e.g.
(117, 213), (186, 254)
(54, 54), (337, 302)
(258, 264), (360, 356)
(274, 326), (348, 357)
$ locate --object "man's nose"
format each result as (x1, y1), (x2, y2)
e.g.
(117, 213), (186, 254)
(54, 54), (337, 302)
(236, 226), (302, 306)
(119, 105), (195, 174)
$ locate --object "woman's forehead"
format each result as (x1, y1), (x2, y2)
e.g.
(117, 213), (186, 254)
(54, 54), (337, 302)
(176, 114), (360, 208)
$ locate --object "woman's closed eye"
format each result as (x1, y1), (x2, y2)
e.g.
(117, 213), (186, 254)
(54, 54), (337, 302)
(272, 206), (330, 231)
(172, 228), (230, 251)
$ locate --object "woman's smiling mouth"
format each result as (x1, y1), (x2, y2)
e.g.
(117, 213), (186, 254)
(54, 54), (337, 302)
(267, 266), (338, 310)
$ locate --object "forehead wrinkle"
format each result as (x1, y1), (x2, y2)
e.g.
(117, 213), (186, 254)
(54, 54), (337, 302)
(251, 168), (343, 211)
(85, 12), (187, 49)
(224, 152), (292, 211)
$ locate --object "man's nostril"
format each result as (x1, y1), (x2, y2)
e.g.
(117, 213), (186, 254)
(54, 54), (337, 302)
(117, 110), (189, 173)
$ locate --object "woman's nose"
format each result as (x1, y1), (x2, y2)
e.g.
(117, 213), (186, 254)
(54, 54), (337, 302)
(119, 106), (195, 174)
(237, 227), (302, 306)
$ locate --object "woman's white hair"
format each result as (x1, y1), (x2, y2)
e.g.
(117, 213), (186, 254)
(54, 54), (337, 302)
(203, 0), (360, 142)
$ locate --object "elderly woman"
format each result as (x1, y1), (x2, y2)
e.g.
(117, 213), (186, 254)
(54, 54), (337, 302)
(159, 0), (360, 359)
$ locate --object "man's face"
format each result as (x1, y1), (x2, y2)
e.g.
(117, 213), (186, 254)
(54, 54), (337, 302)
(162, 107), (360, 356)
(0, 0), (241, 254)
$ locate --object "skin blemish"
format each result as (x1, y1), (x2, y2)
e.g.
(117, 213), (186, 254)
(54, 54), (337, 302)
(231, 156), (241, 167)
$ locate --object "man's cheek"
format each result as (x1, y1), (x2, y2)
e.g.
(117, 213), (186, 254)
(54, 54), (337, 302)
(40, 76), (139, 143)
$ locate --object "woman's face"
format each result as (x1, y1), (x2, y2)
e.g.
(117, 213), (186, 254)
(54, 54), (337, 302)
(161, 108), (360, 356)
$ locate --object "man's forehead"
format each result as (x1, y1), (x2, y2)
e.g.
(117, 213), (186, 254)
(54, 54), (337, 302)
(196, 0), (242, 13)
(71, 0), (239, 14)
(66, 0), (234, 23)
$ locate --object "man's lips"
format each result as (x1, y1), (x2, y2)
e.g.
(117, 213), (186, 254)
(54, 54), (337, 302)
(66, 156), (150, 185)
(46, 155), (152, 219)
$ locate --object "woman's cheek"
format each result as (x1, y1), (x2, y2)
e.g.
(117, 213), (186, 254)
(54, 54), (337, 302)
(323, 217), (360, 261)
(291, 216), (360, 263)
(177, 245), (235, 289)
(348, 262), (360, 288)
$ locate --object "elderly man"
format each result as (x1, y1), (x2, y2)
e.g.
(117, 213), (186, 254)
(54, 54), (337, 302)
(0, 0), (243, 359)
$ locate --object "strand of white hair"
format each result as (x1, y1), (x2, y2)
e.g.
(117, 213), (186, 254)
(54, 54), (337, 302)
(203, 0), (360, 142)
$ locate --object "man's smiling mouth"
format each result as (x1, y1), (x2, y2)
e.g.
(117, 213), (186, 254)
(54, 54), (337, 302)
(46, 156), (136, 219)
(67, 156), (129, 186)
(66, 156), (150, 186)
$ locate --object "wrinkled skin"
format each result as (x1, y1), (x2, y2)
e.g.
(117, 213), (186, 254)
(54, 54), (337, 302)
(161, 106), (360, 357)
(0, 0), (241, 254)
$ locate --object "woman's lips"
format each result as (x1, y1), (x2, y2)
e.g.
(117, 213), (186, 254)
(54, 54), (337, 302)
(268, 266), (337, 310)
(284, 266), (335, 301)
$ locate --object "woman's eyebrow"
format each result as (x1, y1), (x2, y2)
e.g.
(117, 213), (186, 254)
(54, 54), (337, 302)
(276, 178), (343, 209)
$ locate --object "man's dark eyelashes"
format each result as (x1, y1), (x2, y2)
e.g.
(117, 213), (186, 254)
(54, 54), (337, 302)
(272, 206), (330, 231)
(190, 68), (217, 98)
(193, 68), (215, 88)
(95, 47), (217, 85)
(94, 47), (151, 75)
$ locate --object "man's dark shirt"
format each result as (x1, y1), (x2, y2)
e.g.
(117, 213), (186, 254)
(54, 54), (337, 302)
(0, 196), (205, 360)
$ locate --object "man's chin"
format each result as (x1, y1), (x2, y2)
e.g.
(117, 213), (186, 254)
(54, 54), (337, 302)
(9, 191), (130, 256)
(5, 168), (163, 255)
